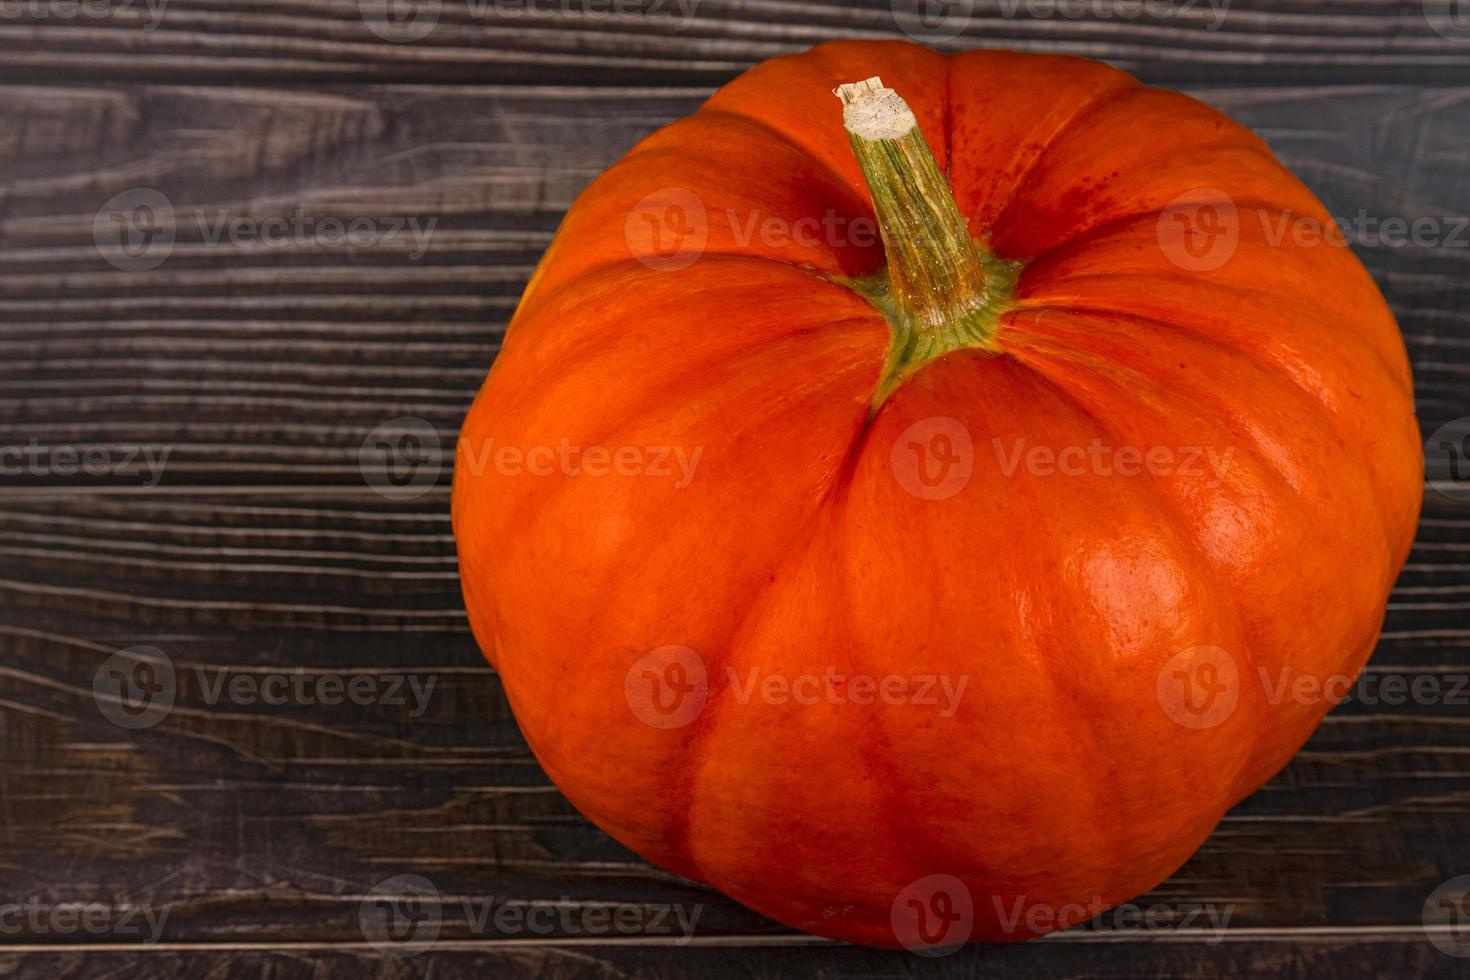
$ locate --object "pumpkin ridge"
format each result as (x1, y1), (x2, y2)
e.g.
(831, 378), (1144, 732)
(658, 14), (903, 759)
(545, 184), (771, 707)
(514, 254), (879, 340)
(675, 349), (899, 887)
(978, 79), (1143, 245)
(1016, 269), (1410, 402)
(1008, 295), (1412, 550)
(467, 267), (887, 635)
(1002, 352), (1272, 807)
(690, 107), (875, 210)
(1004, 302), (1400, 546)
(1018, 278), (1410, 397)
(465, 324), (885, 880)
(1007, 190), (1302, 270)
(630, 349), (888, 875)
(1005, 312), (1404, 801)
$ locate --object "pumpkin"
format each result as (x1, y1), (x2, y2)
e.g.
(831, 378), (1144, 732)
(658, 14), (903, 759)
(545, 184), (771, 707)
(452, 40), (1422, 949)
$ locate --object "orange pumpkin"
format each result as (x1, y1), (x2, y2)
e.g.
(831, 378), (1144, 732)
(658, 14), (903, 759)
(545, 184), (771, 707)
(453, 40), (1422, 949)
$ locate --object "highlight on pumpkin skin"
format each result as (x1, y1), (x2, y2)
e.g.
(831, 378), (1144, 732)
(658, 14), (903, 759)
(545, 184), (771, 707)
(833, 75), (1018, 410)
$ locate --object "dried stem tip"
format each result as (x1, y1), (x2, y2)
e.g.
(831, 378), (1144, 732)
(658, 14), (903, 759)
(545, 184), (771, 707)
(834, 76), (918, 141)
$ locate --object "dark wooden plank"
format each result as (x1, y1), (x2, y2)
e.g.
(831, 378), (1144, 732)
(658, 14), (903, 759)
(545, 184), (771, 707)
(3, 8), (1469, 974)
(0, 934), (1464, 979)
(2, 0), (1470, 87)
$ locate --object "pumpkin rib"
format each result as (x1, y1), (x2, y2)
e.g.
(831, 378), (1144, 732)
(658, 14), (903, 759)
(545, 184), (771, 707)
(516, 254), (861, 334)
(990, 134), (1275, 260)
(1230, 626), (1384, 800)
(893, 366), (1131, 893)
(991, 501), (1130, 911)
(995, 348), (1274, 804)
(456, 259), (889, 676)
(476, 332), (885, 880)
(471, 312), (886, 565)
(687, 354), (1198, 936)
(957, 71), (1141, 239)
(1019, 295), (1412, 459)
(998, 322), (1305, 505)
(986, 88), (1298, 259)
(998, 313), (1406, 767)
(518, 109), (889, 303)
(866, 352), (1252, 925)
(841, 405), (1128, 914)
(1012, 292), (1403, 425)
(1015, 260), (1412, 400)
(654, 350), (892, 879)
(684, 479), (885, 916)
(1010, 194), (1312, 274)
(511, 254), (879, 359)
(1011, 211), (1411, 390)
(947, 51), (1141, 237)
(688, 107), (876, 211)
(659, 339), (914, 888)
(1003, 302), (1401, 563)
(1007, 295), (1415, 558)
(1003, 316), (1392, 592)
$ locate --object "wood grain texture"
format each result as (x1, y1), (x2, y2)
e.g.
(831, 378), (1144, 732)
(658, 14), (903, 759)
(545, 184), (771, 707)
(0, 937), (1459, 979)
(2, 4), (1469, 976)
(1, 0), (1470, 86)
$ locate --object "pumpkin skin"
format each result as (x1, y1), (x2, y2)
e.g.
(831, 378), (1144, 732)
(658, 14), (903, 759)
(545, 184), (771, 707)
(452, 40), (1422, 948)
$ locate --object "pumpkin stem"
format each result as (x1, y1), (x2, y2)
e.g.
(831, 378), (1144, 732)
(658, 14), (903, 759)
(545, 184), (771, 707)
(836, 77), (991, 336)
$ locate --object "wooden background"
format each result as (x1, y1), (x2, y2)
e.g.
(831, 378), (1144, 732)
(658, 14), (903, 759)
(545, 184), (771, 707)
(3, 0), (1470, 975)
